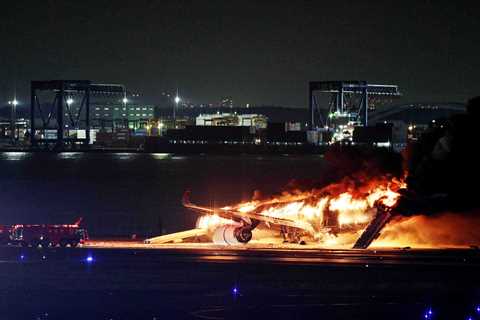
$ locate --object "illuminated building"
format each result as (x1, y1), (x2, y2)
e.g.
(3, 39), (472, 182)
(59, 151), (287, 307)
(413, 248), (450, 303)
(195, 113), (267, 128)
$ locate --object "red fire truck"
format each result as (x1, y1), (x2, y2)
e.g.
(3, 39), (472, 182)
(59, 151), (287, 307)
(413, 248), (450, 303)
(9, 218), (88, 248)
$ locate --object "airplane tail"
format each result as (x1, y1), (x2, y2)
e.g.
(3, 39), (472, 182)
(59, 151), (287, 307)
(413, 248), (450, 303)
(73, 217), (83, 226)
(182, 191), (216, 215)
(182, 190), (192, 206)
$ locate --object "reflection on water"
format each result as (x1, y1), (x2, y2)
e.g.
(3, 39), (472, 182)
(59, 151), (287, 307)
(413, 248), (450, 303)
(0, 152), (31, 161)
(57, 152), (83, 160)
(151, 153), (171, 160)
(112, 152), (139, 160)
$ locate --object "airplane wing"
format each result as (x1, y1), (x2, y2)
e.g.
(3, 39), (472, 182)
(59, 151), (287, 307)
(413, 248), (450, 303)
(182, 191), (315, 234)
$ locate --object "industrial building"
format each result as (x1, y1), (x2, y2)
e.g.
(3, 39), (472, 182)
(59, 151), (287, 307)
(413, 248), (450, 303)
(164, 122), (306, 147)
(167, 125), (255, 145)
(91, 104), (154, 121)
(195, 113), (268, 128)
(0, 118), (28, 143)
(65, 103), (156, 131)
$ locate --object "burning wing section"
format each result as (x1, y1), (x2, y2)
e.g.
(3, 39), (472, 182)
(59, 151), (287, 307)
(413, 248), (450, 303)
(182, 191), (315, 244)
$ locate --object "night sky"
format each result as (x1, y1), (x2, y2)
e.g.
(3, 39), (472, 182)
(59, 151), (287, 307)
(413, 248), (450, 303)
(1, 0), (479, 107)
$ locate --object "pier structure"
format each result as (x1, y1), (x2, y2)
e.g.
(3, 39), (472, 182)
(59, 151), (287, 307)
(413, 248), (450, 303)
(30, 80), (125, 149)
(308, 80), (401, 129)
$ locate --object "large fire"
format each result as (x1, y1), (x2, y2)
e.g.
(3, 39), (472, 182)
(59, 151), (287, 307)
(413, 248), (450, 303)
(372, 213), (480, 248)
(196, 176), (407, 247)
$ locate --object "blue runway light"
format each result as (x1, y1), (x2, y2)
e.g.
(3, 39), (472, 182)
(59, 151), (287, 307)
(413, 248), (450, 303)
(476, 305), (480, 313)
(19, 254), (25, 260)
(232, 286), (239, 296)
(423, 307), (433, 319)
(85, 255), (94, 263)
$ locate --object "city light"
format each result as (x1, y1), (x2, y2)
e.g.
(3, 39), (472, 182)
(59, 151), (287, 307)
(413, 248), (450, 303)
(122, 97), (128, 104)
(174, 96), (181, 104)
(66, 98), (74, 105)
(8, 99), (19, 106)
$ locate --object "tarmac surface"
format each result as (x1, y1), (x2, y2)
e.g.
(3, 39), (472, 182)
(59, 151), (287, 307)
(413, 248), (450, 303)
(80, 239), (480, 267)
(1, 241), (480, 320)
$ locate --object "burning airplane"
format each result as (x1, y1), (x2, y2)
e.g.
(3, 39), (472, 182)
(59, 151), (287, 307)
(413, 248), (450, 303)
(179, 175), (406, 248)
(143, 170), (479, 249)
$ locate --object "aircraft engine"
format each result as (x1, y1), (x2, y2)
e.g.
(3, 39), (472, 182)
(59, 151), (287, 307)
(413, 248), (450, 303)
(212, 225), (253, 245)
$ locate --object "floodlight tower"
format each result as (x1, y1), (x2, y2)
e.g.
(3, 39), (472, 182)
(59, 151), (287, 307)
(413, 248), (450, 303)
(8, 98), (19, 142)
(173, 90), (180, 129)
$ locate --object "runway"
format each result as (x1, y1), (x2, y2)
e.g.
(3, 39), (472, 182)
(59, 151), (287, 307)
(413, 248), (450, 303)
(81, 239), (480, 267)
(1, 242), (479, 319)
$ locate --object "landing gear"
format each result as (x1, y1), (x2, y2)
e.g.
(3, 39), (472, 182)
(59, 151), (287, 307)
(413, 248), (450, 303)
(281, 226), (307, 244)
(234, 227), (253, 243)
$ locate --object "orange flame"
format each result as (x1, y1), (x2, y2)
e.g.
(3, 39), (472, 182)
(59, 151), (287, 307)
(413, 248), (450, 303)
(196, 214), (238, 230)
(373, 213), (480, 248)
(197, 176), (405, 246)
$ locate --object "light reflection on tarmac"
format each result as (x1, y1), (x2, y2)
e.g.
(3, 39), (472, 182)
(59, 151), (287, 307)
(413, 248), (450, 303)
(80, 239), (480, 267)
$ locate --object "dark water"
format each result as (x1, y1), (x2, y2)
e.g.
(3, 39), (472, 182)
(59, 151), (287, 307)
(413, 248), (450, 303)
(0, 152), (326, 237)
